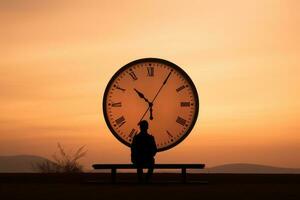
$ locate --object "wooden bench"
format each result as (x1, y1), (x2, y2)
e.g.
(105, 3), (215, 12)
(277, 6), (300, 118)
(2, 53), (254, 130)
(92, 164), (205, 183)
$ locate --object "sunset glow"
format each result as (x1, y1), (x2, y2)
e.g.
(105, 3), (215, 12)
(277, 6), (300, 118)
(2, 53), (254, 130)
(1, 0), (299, 168)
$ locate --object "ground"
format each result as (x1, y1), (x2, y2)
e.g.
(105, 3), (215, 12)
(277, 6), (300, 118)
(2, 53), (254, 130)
(1, 173), (299, 200)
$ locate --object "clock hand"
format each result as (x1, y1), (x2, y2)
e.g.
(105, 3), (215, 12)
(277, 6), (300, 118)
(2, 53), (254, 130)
(134, 88), (151, 104)
(150, 71), (172, 104)
(137, 71), (172, 124)
(134, 88), (154, 120)
(149, 105), (153, 120)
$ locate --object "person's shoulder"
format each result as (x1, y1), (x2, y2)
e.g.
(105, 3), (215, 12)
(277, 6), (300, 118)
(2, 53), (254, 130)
(147, 133), (155, 140)
(133, 133), (139, 139)
(134, 133), (143, 140)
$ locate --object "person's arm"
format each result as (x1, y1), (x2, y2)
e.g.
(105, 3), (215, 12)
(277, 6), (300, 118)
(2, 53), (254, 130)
(151, 136), (157, 157)
(131, 137), (137, 163)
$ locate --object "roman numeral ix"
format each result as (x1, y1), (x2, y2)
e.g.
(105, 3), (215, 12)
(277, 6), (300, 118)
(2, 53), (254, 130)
(112, 102), (122, 107)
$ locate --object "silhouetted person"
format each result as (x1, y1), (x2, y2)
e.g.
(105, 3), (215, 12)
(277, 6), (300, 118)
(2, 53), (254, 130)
(131, 120), (157, 183)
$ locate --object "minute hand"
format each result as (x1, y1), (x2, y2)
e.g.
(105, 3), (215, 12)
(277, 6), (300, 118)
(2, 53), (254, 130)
(150, 71), (172, 104)
(137, 71), (172, 124)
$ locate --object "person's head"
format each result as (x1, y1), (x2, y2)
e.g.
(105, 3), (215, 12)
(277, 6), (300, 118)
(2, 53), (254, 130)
(139, 120), (149, 132)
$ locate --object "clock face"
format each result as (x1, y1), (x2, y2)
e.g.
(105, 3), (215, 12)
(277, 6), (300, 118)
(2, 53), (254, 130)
(103, 58), (199, 152)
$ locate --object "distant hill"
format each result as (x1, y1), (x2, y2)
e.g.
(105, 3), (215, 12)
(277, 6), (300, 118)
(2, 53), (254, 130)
(0, 155), (52, 173)
(2, 156), (300, 174)
(201, 163), (300, 174)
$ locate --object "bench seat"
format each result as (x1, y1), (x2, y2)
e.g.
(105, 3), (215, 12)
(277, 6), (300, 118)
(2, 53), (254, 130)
(92, 163), (205, 183)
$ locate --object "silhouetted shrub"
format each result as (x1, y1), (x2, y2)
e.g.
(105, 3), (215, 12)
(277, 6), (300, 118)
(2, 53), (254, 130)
(35, 143), (87, 173)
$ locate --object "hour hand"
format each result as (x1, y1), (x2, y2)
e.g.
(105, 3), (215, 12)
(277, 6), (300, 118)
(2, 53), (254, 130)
(149, 105), (153, 120)
(134, 88), (154, 120)
(134, 88), (150, 103)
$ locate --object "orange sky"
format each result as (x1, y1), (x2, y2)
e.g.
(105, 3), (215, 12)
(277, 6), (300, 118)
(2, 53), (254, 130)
(1, 0), (300, 169)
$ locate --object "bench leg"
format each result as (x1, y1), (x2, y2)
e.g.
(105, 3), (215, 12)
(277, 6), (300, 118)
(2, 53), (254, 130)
(111, 168), (117, 183)
(182, 168), (187, 183)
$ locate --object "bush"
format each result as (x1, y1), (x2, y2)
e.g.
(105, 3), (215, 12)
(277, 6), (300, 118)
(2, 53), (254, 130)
(35, 143), (87, 173)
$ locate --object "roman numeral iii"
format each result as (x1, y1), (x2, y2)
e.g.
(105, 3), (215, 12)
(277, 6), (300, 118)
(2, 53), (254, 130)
(180, 102), (190, 107)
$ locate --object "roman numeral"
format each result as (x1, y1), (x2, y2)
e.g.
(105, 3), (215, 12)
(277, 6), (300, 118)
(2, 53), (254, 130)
(176, 116), (186, 126)
(176, 85), (186, 92)
(115, 116), (126, 127)
(115, 85), (126, 91)
(129, 128), (137, 139)
(166, 130), (173, 138)
(147, 67), (154, 77)
(180, 102), (190, 107)
(129, 71), (138, 80)
(112, 102), (122, 107)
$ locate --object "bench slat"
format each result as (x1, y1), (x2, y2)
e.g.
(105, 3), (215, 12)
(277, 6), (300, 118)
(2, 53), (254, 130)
(92, 164), (205, 169)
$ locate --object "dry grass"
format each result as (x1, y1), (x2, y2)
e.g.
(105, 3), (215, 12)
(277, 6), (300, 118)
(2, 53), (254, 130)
(35, 143), (87, 173)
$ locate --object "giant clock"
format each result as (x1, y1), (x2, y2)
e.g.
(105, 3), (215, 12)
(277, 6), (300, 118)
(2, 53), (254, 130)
(103, 58), (199, 151)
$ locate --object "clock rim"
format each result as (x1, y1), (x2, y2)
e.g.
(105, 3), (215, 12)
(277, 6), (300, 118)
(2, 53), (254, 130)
(102, 57), (199, 152)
